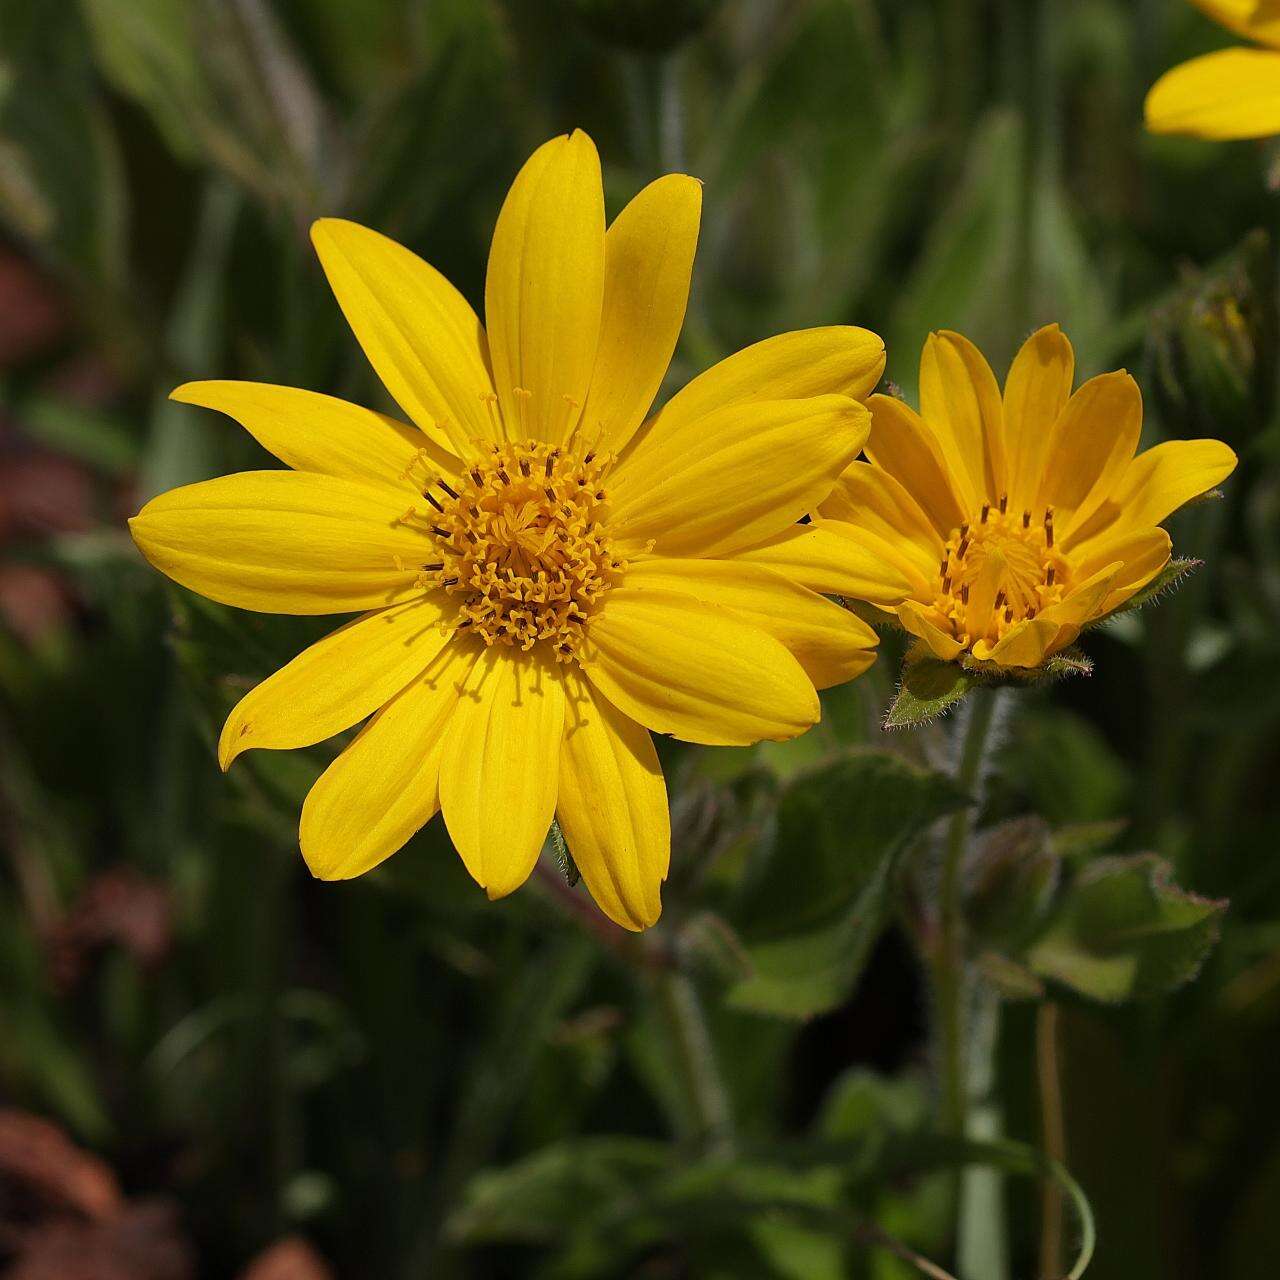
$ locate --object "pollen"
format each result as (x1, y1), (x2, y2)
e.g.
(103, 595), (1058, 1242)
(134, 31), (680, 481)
(931, 497), (1068, 646)
(419, 440), (622, 661)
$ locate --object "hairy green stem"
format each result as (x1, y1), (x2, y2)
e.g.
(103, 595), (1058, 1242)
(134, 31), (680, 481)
(651, 967), (734, 1156)
(935, 687), (1002, 1142)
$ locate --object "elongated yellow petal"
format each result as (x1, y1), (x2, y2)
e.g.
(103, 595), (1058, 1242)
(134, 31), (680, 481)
(1189, 0), (1280, 48)
(580, 174), (701, 454)
(439, 647), (566, 899)
(817, 462), (943, 583)
(1065, 438), (1238, 550)
(623, 557), (877, 689)
(1072, 528), (1172, 614)
(558, 670), (669, 931)
(1038, 371), (1142, 534)
(1146, 48), (1280, 139)
(311, 219), (495, 455)
(485, 131), (605, 445)
(973, 618), (1059, 668)
(1034, 563), (1122, 652)
(579, 588), (819, 745)
(128, 471), (428, 614)
(919, 330), (1005, 508)
(609, 395), (868, 557)
(629, 326), (885, 450)
(718, 523), (920, 605)
(1003, 324), (1075, 511)
(863, 394), (968, 535)
(219, 594), (453, 769)
(299, 640), (477, 880)
(171, 381), (460, 490)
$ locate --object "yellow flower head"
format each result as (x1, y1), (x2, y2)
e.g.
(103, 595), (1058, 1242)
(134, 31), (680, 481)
(129, 130), (886, 931)
(1146, 0), (1280, 139)
(815, 326), (1237, 672)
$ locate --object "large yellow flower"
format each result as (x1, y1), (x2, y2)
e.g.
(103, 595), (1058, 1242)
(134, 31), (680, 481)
(1146, 1), (1280, 139)
(129, 131), (890, 930)
(813, 326), (1237, 672)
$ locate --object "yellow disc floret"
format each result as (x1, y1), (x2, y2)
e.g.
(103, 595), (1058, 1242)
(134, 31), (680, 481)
(406, 440), (623, 661)
(931, 496), (1069, 647)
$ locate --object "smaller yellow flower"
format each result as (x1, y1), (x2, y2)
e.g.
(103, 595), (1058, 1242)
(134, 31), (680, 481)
(815, 326), (1237, 672)
(1146, 1), (1280, 140)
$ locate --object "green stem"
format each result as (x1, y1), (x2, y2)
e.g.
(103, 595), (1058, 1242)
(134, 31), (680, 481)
(651, 967), (734, 1156)
(936, 687), (1002, 1141)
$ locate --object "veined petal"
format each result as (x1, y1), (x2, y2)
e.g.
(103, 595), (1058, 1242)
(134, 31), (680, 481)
(718, 523), (919, 605)
(485, 131), (605, 445)
(1073, 527), (1172, 614)
(580, 174), (701, 454)
(311, 218), (495, 455)
(299, 639), (477, 880)
(863, 394), (968, 535)
(128, 471), (429, 614)
(1146, 48), (1280, 140)
(579, 588), (819, 746)
(558, 670), (669, 931)
(919, 330), (1005, 508)
(171, 381), (460, 491)
(1065, 438), (1238, 551)
(816, 462), (943, 583)
(608, 395), (868, 557)
(1037, 371), (1142, 533)
(219, 594), (453, 769)
(1003, 324), (1075, 511)
(628, 326), (885, 450)
(439, 647), (566, 899)
(623, 557), (878, 689)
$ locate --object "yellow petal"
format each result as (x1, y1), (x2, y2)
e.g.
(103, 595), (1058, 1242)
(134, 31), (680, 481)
(557, 669), (669, 931)
(219, 593), (453, 769)
(608, 395), (868, 557)
(1065, 438), (1238, 551)
(579, 588), (819, 746)
(816, 462), (942, 583)
(629, 326), (885, 448)
(1146, 48), (1280, 140)
(919, 330), (1005, 508)
(128, 471), (428, 614)
(897, 600), (966, 661)
(1003, 324), (1075, 511)
(973, 618), (1060, 669)
(580, 174), (701, 454)
(299, 639), (477, 880)
(964, 547), (1006, 638)
(862, 393), (968, 535)
(1037, 371), (1142, 534)
(1188, 0), (1280, 48)
(439, 647), (566, 899)
(719, 522), (920, 605)
(1072, 528), (1172, 614)
(1035, 563), (1123, 652)
(310, 218), (495, 455)
(171, 381), (460, 491)
(623, 557), (878, 690)
(484, 131), (605, 445)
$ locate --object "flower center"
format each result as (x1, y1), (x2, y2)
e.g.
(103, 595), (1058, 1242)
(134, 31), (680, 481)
(403, 441), (622, 661)
(932, 495), (1069, 645)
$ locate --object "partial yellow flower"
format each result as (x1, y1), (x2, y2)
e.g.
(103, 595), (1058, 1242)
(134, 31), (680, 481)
(814, 326), (1237, 672)
(129, 130), (888, 931)
(1146, 1), (1280, 139)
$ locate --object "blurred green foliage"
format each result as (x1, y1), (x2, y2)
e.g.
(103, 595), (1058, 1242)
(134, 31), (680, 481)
(2, 0), (1280, 1277)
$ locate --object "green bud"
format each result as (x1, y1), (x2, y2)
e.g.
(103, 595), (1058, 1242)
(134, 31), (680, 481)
(567, 0), (722, 53)
(964, 815), (1060, 950)
(1148, 229), (1276, 443)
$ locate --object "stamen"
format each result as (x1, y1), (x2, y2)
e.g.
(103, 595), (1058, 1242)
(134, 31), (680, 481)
(1046, 565), (1056, 586)
(1044, 506), (1055, 548)
(438, 479), (459, 499)
(1022, 510), (1031, 529)
(981, 502), (990, 524)
(424, 492), (444, 512)
(999, 493), (1008, 514)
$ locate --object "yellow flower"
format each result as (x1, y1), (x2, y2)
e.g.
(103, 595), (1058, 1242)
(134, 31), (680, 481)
(129, 130), (888, 931)
(1146, 1), (1280, 139)
(813, 326), (1237, 672)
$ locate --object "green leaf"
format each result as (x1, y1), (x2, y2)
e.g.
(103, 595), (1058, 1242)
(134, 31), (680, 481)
(965, 815), (1060, 949)
(885, 657), (979, 730)
(727, 751), (966, 1018)
(1093, 558), (1201, 624)
(1028, 854), (1227, 1002)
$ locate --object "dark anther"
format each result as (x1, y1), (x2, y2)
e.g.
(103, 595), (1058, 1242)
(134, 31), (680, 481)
(1022, 510), (1031, 529)
(999, 493), (1008, 514)
(519, 459), (531, 477)
(423, 562), (444, 571)
(497, 467), (511, 485)
(430, 525), (449, 537)
(961, 584), (971, 605)
(438, 479), (459, 499)
(470, 467), (483, 485)
(981, 502), (990, 524)
(544, 486), (557, 503)
(424, 492), (444, 512)
(1046, 566), (1056, 586)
